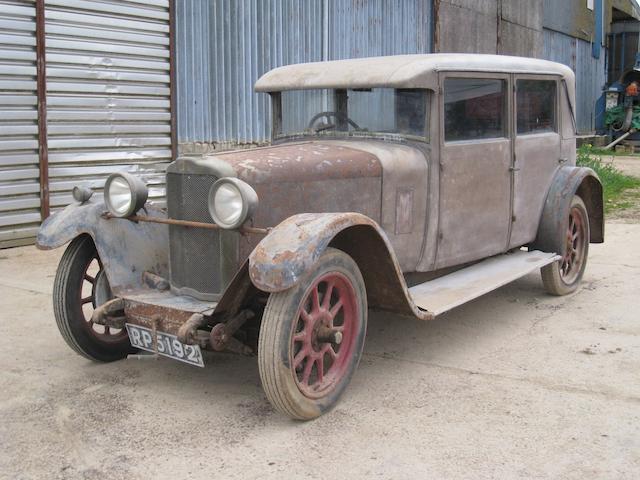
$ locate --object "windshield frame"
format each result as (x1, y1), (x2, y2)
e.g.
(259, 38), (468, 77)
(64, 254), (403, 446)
(269, 88), (431, 143)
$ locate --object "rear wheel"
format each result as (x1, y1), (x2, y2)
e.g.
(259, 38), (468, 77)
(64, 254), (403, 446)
(258, 248), (367, 420)
(541, 195), (590, 296)
(53, 235), (135, 362)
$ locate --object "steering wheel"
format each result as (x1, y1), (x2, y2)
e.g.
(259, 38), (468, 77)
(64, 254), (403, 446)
(307, 111), (362, 132)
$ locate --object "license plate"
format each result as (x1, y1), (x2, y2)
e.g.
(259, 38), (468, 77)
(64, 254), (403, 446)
(125, 323), (204, 368)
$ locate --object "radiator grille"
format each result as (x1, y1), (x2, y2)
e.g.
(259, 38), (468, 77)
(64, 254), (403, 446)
(167, 172), (222, 298)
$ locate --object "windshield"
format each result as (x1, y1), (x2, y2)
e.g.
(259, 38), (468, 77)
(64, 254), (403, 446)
(274, 88), (429, 141)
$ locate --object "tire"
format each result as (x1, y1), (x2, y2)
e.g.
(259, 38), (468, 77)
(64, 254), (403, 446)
(541, 195), (590, 296)
(53, 235), (135, 362)
(258, 248), (367, 420)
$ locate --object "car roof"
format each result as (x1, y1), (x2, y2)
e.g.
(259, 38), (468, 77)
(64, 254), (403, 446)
(254, 54), (575, 92)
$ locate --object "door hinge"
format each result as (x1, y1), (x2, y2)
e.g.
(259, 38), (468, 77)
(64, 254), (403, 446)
(509, 166), (520, 172)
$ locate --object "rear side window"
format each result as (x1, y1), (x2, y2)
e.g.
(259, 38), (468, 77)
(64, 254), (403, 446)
(444, 78), (506, 142)
(517, 79), (557, 134)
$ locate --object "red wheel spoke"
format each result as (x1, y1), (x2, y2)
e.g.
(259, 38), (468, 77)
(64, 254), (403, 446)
(302, 358), (314, 385)
(329, 299), (343, 319)
(315, 357), (324, 384)
(293, 348), (307, 369)
(300, 308), (313, 324)
(322, 280), (335, 310)
(81, 296), (93, 305)
(311, 285), (320, 313)
(293, 331), (306, 343)
(323, 343), (337, 360)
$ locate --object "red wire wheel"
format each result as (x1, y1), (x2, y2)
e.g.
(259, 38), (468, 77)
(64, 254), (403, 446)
(291, 271), (358, 398)
(258, 248), (367, 420)
(541, 195), (590, 296)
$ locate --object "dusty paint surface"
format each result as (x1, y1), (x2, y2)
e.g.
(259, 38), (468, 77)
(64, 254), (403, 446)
(212, 141), (382, 184)
(36, 201), (169, 295)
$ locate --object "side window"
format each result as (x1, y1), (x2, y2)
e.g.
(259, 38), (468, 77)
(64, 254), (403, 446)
(444, 78), (506, 142)
(516, 79), (557, 134)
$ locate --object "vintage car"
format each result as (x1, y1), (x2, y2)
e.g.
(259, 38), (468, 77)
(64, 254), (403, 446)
(37, 54), (603, 420)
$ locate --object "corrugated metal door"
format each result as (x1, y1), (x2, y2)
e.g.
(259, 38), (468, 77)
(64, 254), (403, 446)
(45, 0), (172, 212)
(0, 0), (40, 247)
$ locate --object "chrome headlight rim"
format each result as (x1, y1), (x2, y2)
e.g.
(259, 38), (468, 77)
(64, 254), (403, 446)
(208, 177), (258, 230)
(104, 172), (148, 218)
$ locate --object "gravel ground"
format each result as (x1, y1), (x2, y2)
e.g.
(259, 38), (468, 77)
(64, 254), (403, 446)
(0, 222), (639, 480)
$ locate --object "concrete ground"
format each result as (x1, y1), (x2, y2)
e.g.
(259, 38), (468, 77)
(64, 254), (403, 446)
(603, 155), (640, 178)
(1, 222), (639, 480)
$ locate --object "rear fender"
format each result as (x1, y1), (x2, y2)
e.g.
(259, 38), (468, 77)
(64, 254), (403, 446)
(36, 201), (169, 294)
(248, 213), (430, 319)
(531, 166), (604, 255)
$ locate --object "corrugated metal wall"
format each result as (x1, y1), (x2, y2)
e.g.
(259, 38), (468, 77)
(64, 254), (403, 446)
(176, 0), (433, 147)
(0, 0), (40, 247)
(45, 0), (172, 212)
(543, 28), (606, 133)
(327, 0), (431, 60)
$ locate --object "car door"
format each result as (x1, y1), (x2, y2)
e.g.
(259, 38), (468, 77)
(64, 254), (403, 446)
(509, 75), (562, 248)
(435, 73), (512, 269)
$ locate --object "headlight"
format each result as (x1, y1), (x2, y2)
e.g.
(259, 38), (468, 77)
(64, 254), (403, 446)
(208, 178), (258, 229)
(104, 172), (148, 218)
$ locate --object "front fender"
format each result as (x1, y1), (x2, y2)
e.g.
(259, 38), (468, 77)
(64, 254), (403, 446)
(249, 212), (433, 320)
(37, 202), (169, 294)
(248, 212), (431, 320)
(531, 166), (604, 255)
(248, 213), (382, 292)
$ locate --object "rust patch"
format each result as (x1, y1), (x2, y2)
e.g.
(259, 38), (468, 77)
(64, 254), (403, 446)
(125, 300), (196, 336)
(210, 141), (382, 184)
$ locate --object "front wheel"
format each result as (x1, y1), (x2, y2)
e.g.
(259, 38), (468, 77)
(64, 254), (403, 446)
(541, 195), (590, 296)
(53, 235), (135, 362)
(258, 248), (367, 420)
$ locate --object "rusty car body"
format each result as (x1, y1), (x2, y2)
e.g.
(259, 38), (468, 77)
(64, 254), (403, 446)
(38, 54), (603, 420)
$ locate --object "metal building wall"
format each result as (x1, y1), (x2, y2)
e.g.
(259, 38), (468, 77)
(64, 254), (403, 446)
(45, 0), (172, 212)
(175, 0), (324, 148)
(0, 0), (40, 247)
(327, 0), (431, 60)
(543, 28), (606, 133)
(176, 0), (433, 148)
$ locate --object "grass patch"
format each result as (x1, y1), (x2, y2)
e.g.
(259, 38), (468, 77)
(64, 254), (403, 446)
(577, 145), (640, 212)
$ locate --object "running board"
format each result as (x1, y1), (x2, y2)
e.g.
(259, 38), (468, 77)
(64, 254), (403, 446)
(409, 250), (560, 316)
